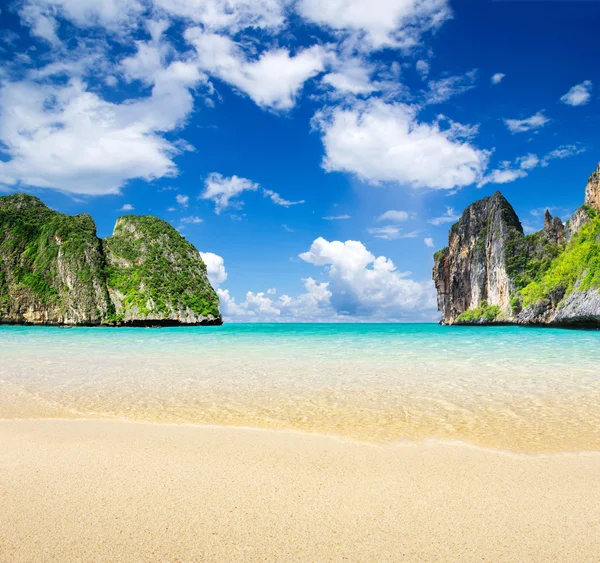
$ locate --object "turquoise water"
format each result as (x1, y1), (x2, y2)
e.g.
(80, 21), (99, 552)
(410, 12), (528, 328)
(1, 323), (600, 452)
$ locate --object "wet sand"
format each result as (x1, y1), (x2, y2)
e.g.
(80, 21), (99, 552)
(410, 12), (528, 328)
(1, 419), (599, 562)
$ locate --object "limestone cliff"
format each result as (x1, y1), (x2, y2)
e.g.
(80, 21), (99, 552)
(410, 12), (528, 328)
(103, 216), (221, 325)
(433, 163), (600, 327)
(0, 194), (221, 326)
(433, 192), (523, 324)
(0, 194), (111, 325)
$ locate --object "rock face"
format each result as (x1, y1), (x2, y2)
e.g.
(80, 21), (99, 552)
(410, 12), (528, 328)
(433, 192), (522, 325)
(585, 163), (600, 210)
(103, 216), (221, 325)
(0, 194), (221, 326)
(0, 194), (111, 325)
(433, 163), (600, 327)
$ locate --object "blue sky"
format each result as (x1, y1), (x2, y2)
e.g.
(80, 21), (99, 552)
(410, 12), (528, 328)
(0, 0), (598, 321)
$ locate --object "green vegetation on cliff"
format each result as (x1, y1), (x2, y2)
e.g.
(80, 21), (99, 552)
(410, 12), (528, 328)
(104, 215), (220, 321)
(520, 215), (600, 307)
(0, 194), (221, 325)
(455, 301), (501, 323)
(0, 194), (110, 322)
(505, 231), (563, 292)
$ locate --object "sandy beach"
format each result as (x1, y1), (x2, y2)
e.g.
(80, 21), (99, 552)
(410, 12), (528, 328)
(1, 419), (599, 562)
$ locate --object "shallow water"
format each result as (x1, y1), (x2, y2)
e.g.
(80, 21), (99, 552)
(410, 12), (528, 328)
(1, 323), (599, 452)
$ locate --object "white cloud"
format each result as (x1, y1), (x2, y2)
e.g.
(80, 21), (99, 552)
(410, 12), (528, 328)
(314, 99), (489, 190)
(541, 144), (586, 165)
(491, 73), (505, 85)
(299, 237), (436, 317)
(0, 23), (206, 195)
(367, 226), (419, 240)
(377, 209), (409, 222)
(120, 203), (134, 211)
(176, 194), (190, 207)
(217, 277), (333, 321)
(185, 29), (328, 110)
(263, 189), (305, 207)
(201, 172), (259, 213)
(416, 59), (430, 79)
(180, 215), (203, 224)
(477, 153), (537, 187)
(478, 167), (527, 187)
(517, 153), (539, 170)
(424, 237), (434, 247)
(200, 251), (228, 286)
(0, 76), (200, 195)
(504, 111), (550, 134)
(560, 80), (592, 107)
(425, 70), (477, 104)
(297, 0), (452, 51)
(479, 145), (585, 187)
(154, 0), (287, 33)
(321, 55), (379, 97)
(323, 214), (352, 220)
(428, 206), (459, 225)
(214, 238), (436, 321)
(19, 0), (145, 42)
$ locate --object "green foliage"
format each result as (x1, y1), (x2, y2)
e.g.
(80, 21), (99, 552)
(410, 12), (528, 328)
(0, 194), (106, 310)
(433, 247), (448, 262)
(505, 231), (563, 291)
(455, 301), (501, 323)
(104, 216), (220, 320)
(582, 204), (597, 219)
(520, 215), (600, 307)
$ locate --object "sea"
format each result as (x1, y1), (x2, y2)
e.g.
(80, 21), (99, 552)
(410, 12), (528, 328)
(1, 323), (599, 453)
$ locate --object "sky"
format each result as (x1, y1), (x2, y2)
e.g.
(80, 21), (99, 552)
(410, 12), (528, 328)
(0, 0), (598, 322)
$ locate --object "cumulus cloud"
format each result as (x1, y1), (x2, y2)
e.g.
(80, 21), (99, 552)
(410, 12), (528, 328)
(504, 111), (550, 134)
(297, 0), (452, 51)
(0, 20), (206, 196)
(299, 237), (436, 317)
(217, 278), (333, 321)
(185, 29), (328, 110)
(120, 203), (134, 211)
(560, 80), (592, 107)
(314, 99), (489, 190)
(491, 73), (505, 85)
(153, 0), (287, 33)
(424, 237), (434, 247)
(200, 251), (228, 286)
(201, 172), (259, 213)
(19, 0), (145, 43)
(213, 238), (436, 321)
(321, 57), (377, 96)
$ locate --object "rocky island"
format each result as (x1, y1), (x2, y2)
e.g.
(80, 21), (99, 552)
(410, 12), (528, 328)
(433, 163), (600, 327)
(0, 194), (221, 326)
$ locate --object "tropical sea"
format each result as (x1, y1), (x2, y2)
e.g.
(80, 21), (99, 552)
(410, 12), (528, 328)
(1, 323), (599, 453)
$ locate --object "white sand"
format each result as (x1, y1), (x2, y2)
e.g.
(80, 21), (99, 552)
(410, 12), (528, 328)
(1, 420), (599, 562)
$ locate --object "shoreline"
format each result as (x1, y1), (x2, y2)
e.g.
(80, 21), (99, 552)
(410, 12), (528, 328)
(2, 415), (600, 458)
(1, 419), (599, 562)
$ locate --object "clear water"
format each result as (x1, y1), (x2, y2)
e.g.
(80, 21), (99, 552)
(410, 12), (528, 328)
(1, 323), (599, 452)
